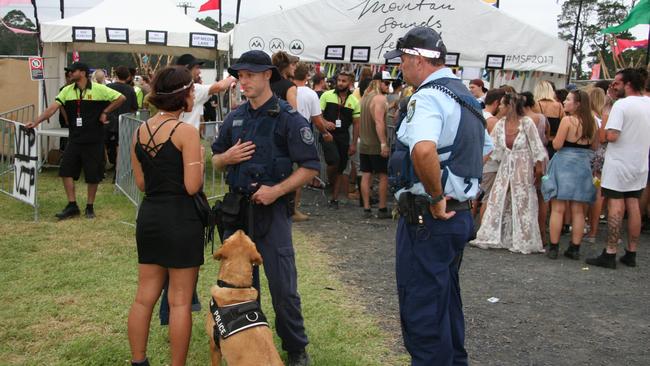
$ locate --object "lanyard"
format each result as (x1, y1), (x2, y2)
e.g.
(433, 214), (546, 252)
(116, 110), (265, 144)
(337, 92), (348, 120)
(76, 87), (86, 117)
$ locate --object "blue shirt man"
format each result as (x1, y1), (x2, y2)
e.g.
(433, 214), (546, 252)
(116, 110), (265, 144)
(211, 50), (319, 366)
(385, 27), (493, 366)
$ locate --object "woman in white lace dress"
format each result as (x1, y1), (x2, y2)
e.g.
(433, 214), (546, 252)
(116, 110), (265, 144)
(471, 93), (548, 254)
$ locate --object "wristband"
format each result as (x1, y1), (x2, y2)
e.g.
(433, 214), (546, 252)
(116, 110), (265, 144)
(426, 194), (444, 205)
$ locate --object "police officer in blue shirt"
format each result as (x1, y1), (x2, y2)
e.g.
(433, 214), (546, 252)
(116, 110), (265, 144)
(211, 50), (319, 366)
(385, 27), (493, 366)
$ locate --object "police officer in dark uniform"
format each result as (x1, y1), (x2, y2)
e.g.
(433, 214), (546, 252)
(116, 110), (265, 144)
(211, 50), (319, 366)
(385, 27), (493, 366)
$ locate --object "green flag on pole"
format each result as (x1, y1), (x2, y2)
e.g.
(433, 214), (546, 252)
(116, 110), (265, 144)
(601, 0), (650, 34)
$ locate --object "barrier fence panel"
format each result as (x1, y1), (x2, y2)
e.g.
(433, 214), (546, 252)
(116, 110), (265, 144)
(0, 105), (39, 220)
(115, 114), (144, 207)
(116, 116), (227, 208)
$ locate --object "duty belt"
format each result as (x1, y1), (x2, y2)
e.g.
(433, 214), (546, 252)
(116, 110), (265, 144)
(397, 192), (471, 224)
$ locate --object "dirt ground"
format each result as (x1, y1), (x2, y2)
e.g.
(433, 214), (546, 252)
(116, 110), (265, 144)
(296, 188), (650, 366)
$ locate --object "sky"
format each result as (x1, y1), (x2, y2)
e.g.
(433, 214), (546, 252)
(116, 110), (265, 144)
(2, 0), (646, 40)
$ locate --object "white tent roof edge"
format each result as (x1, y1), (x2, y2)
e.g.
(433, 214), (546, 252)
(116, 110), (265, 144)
(40, 0), (229, 56)
(232, 0), (569, 74)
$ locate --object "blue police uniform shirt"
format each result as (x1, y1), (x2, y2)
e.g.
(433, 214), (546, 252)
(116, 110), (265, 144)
(395, 67), (493, 202)
(212, 96), (321, 174)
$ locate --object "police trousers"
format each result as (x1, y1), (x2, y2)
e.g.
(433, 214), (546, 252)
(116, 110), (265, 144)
(396, 210), (473, 366)
(223, 200), (308, 353)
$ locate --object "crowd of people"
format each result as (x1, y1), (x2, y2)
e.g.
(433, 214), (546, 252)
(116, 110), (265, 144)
(23, 26), (650, 365)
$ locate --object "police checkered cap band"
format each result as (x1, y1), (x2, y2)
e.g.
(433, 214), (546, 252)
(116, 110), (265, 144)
(156, 81), (193, 95)
(400, 47), (441, 59)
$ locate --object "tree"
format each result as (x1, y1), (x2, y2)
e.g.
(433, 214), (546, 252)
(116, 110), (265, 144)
(196, 16), (235, 32)
(589, 1), (635, 77)
(557, 0), (599, 79)
(0, 10), (38, 55)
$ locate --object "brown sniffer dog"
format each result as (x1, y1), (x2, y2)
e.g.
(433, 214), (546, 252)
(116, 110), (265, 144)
(206, 230), (284, 366)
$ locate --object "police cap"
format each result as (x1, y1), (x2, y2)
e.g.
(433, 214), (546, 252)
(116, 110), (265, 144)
(384, 27), (447, 60)
(228, 50), (282, 82)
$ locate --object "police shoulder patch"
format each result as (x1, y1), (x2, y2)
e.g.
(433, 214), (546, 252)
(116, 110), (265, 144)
(300, 126), (314, 145)
(406, 99), (416, 123)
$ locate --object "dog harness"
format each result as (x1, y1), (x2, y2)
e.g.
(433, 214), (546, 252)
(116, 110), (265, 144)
(210, 296), (269, 345)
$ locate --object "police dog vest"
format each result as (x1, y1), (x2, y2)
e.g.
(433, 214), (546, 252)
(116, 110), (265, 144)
(210, 297), (269, 343)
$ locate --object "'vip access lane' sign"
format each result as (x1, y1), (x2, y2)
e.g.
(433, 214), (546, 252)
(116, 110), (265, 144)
(13, 123), (38, 205)
(29, 57), (43, 81)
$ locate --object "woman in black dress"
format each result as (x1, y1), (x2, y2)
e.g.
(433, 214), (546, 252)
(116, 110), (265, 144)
(127, 66), (204, 366)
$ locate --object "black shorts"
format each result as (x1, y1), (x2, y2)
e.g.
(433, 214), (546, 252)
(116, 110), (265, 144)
(59, 142), (105, 183)
(359, 153), (388, 174)
(104, 130), (119, 146)
(321, 133), (349, 174)
(601, 187), (644, 199)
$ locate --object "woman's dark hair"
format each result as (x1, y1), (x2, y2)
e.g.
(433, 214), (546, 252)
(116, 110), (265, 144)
(555, 88), (569, 103)
(520, 91), (536, 108)
(502, 92), (525, 120)
(569, 90), (596, 142)
(148, 66), (193, 112)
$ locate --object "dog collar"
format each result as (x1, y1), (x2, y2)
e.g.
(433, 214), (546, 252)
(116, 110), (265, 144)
(217, 279), (242, 289)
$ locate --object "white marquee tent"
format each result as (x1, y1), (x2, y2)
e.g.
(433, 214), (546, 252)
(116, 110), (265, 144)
(38, 0), (229, 115)
(232, 0), (570, 75)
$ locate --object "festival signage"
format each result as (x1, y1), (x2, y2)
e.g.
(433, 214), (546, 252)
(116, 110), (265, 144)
(28, 57), (44, 81)
(72, 26), (95, 42)
(146, 30), (168, 45)
(13, 123), (37, 205)
(445, 52), (460, 67)
(350, 47), (371, 63)
(106, 28), (129, 43)
(324, 45), (345, 61)
(485, 54), (505, 70)
(232, 0), (568, 73)
(190, 32), (217, 49)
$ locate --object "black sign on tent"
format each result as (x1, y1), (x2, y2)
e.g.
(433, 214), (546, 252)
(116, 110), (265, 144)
(72, 26), (95, 42)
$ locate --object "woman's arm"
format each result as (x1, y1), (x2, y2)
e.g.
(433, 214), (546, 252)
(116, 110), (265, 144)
(176, 124), (204, 195)
(286, 85), (298, 109)
(552, 116), (571, 151)
(131, 129), (145, 192)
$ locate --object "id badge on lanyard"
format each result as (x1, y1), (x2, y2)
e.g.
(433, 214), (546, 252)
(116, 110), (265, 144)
(76, 89), (85, 127)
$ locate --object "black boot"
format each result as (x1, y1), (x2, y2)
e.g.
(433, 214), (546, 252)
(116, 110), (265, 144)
(547, 243), (559, 259)
(619, 250), (637, 267)
(55, 202), (80, 220)
(131, 358), (149, 366)
(288, 349), (311, 366)
(563, 243), (581, 260)
(586, 249), (617, 269)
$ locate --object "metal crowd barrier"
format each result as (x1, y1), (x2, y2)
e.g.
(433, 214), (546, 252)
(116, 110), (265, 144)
(115, 115), (227, 208)
(0, 105), (39, 220)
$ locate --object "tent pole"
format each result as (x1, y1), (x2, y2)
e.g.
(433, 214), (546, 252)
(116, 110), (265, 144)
(567, 0), (583, 84)
(645, 25), (650, 67)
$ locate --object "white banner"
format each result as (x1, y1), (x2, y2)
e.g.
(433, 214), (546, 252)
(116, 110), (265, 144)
(232, 0), (569, 74)
(13, 123), (38, 205)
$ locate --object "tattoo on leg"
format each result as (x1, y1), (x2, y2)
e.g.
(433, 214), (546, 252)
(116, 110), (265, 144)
(607, 213), (623, 250)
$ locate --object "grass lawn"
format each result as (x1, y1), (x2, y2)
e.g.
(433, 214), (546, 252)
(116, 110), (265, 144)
(0, 169), (406, 365)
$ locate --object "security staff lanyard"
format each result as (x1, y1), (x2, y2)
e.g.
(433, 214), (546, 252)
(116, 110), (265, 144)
(335, 92), (348, 129)
(75, 86), (87, 127)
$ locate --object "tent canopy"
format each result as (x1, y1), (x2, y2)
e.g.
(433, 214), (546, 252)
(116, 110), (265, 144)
(232, 0), (569, 74)
(41, 0), (229, 58)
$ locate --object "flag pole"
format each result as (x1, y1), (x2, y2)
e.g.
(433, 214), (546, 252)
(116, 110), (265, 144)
(219, 5), (222, 32)
(236, 0), (241, 24)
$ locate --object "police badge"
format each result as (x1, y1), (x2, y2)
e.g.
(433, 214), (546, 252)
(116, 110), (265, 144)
(300, 127), (314, 145)
(406, 99), (416, 123)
